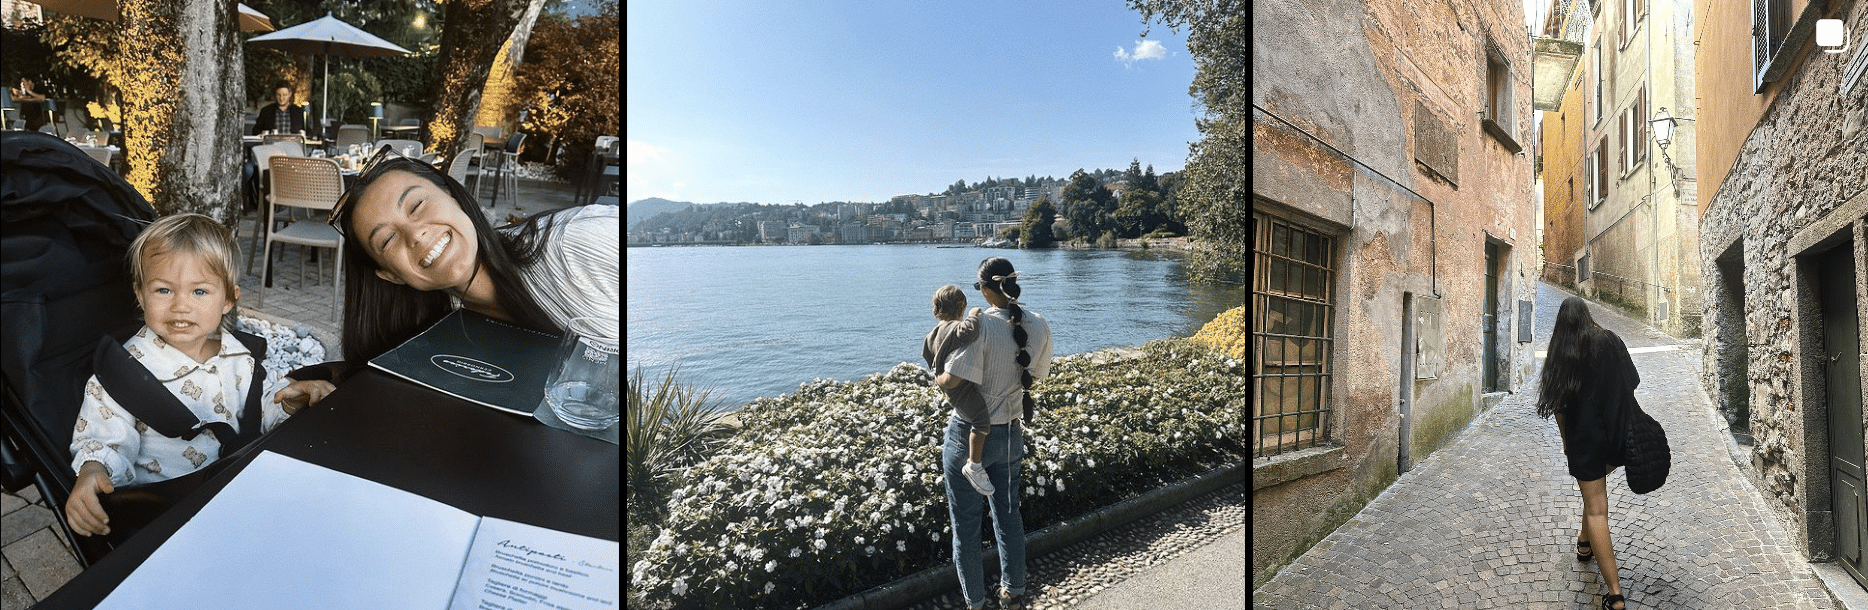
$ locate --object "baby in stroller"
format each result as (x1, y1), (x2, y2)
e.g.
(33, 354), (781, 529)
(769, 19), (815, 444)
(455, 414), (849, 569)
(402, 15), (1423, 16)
(64, 214), (298, 537)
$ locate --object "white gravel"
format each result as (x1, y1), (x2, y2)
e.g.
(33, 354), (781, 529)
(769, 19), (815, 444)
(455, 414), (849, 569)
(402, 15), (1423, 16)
(234, 315), (328, 387)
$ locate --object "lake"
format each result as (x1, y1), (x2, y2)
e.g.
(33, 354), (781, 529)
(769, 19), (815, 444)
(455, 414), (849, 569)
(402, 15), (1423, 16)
(626, 244), (1245, 409)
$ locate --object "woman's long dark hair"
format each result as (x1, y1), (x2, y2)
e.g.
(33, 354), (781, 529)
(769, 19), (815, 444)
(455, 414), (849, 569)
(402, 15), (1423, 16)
(337, 158), (562, 364)
(1536, 296), (1602, 418)
(978, 257), (1036, 424)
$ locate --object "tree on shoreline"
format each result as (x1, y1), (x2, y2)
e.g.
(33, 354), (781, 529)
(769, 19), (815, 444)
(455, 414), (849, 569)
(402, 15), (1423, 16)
(1126, 0), (1246, 283)
(1020, 195), (1057, 248)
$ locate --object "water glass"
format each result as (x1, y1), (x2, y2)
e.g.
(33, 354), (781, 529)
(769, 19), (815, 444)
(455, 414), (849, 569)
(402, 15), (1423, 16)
(543, 317), (619, 430)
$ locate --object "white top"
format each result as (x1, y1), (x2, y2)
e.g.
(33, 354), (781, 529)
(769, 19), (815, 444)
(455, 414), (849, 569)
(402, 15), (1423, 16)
(513, 205), (621, 332)
(946, 307), (1053, 425)
(70, 326), (291, 487)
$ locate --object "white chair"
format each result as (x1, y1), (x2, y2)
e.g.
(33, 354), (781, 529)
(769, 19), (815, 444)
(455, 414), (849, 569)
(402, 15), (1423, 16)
(334, 125), (371, 152)
(444, 146), (481, 194)
(80, 146), (111, 167)
(244, 143), (301, 274)
(257, 156), (345, 321)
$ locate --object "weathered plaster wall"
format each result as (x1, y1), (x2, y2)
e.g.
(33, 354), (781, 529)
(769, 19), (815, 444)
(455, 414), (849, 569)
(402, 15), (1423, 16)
(1696, 0), (1868, 558)
(1253, 0), (1537, 587)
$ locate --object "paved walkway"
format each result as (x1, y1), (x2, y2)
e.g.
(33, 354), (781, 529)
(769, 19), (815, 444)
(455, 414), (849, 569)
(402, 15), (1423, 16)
(1254, 282), (1845, 609)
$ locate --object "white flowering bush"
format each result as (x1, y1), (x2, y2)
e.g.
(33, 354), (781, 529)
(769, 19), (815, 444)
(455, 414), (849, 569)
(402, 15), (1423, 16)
(629, 339), (1246, 609)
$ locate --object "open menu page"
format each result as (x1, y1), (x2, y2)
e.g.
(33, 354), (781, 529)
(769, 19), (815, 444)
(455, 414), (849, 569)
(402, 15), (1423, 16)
(446, 517), (620, 610)
(95, 452), (618, 610)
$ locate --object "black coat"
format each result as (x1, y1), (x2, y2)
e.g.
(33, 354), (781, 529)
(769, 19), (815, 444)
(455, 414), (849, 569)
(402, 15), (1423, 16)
(1556, 329), (1639, 481)
(252, 103), (305, 136)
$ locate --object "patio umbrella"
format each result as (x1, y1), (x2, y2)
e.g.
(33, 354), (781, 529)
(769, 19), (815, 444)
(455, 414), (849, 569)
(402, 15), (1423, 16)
(29, 0), (275, 32)
(246, 13), (410, 127)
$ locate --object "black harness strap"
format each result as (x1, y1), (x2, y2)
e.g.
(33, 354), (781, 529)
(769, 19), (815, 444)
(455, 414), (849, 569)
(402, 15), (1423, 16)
(91, 326), (269, 456)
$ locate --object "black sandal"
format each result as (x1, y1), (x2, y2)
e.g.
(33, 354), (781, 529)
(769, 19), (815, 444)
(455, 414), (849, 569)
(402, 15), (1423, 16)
(1576, 539), (1594, 562)
(1601, 593), (1625, 609)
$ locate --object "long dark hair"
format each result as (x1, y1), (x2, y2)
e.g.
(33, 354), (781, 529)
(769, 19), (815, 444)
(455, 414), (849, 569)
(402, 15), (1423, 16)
(978, 257), (1036, 424)
(1536, 296), (1602, 418)
(337, 158), (561, 363)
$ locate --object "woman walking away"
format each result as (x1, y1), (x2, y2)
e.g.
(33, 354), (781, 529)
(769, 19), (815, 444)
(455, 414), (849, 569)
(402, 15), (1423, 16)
(935, 257), (1053, 610)
(1537, 296), (1638, 610)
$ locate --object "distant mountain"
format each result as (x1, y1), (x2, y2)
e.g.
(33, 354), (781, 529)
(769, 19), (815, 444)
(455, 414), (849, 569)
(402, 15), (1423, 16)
(628, 198), (692, 230)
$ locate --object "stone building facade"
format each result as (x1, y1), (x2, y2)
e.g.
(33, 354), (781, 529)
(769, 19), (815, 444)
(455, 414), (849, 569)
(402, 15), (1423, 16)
(1252, 0), (1539, 587)
(1539, 0), (1704, 338)
(1694, 0), (1868, 589)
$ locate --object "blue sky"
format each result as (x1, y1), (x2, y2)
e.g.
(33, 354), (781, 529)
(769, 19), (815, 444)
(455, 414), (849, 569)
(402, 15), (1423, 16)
(625, 1), (1200, 205)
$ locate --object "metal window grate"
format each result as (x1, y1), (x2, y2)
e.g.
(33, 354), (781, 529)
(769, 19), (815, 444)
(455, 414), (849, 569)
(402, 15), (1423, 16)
(1253, 210), (1336, 459)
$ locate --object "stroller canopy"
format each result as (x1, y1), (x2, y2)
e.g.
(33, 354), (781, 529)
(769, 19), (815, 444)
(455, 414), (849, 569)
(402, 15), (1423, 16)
(2, 130), (156, 494)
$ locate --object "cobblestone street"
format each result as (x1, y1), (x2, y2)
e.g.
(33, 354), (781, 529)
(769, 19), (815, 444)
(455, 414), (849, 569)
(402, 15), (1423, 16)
(1254, 281), (1846, 609)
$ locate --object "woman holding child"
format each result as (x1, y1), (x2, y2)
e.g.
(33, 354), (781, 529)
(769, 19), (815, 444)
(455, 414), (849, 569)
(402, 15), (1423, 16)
(933, 257), (1053, 610)
(272, 147), (619, 406)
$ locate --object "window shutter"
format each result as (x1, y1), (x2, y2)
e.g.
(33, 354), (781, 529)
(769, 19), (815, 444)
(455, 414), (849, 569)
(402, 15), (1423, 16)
(1597, 139), (1608, 200)
(1753, 0), (1769, 92)
(1619, 110), (1627, 176)
(1635, 87), (1646, 161)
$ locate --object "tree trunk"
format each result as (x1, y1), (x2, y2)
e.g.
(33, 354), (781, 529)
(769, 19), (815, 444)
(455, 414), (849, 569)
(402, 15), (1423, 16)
(118, 0), (244, 221)
(427, 0), (530, 163)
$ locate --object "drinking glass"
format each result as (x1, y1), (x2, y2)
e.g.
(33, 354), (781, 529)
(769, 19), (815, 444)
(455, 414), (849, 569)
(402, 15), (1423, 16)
(543, 317), (619, 430)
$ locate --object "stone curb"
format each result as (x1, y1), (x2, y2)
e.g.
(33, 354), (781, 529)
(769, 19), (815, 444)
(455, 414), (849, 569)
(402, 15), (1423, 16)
(811, 459), (1248, 610)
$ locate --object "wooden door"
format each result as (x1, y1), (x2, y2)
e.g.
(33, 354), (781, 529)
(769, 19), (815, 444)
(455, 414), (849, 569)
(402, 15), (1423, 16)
(1819, 243), (1867, 589)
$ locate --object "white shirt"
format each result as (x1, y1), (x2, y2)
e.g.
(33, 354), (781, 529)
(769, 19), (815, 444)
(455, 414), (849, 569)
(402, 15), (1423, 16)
(70, 326), (291, 487)
(517, 205), (620, 331)
(946, 307), (1053, 425)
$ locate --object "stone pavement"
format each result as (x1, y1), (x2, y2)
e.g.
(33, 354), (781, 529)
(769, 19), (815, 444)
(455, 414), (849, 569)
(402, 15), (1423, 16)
(1254, 281), (1848, 609)
(0, 172), (596, 608)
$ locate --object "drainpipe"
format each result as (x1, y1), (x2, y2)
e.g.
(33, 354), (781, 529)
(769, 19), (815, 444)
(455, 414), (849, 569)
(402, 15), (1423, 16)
(1647, 0), (1662, 330)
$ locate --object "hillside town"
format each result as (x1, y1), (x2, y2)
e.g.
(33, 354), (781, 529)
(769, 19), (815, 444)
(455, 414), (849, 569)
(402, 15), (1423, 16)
(628, 181), (1087, 246)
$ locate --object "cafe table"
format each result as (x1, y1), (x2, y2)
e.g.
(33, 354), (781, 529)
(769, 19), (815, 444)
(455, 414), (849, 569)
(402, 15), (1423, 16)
(32, 367), (621, 609)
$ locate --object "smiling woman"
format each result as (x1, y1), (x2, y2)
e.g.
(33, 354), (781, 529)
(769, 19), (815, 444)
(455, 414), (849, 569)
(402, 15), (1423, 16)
(272, 154), (620, 405)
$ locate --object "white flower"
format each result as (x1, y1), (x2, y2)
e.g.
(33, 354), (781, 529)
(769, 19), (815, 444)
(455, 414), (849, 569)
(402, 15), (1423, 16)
(749, 547), (766, 561)
(814, 527), (827, 539)
(908, 523), (916, 534)
(1039, 487), (1046, 497)
(897, 540), (907, 552)
(865, 545), (876, 556)
(734, 542), (749, 558)
(672, 577), (688, 596)
(1037, 475), (1046, 486)
(854, 536), (866, 545)
(765, 560), (777, 572)
(790, 547), (803, 558)
(1087, 458), (1096, 467)
(814, 539), (827, 551)
(880, 523), (893, 534)
(1056, 479), (1066, 492)
(724, 560), (739, 572)
(765, 581), (776, 594)
(932, 532), (941, 542)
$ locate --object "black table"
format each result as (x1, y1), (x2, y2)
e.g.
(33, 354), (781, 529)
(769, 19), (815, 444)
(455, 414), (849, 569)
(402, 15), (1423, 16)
(33, 367), (620, 609)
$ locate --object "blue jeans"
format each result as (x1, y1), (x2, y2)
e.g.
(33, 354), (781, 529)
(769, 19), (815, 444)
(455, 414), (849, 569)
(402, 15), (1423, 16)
(942, 415), (1026, 608)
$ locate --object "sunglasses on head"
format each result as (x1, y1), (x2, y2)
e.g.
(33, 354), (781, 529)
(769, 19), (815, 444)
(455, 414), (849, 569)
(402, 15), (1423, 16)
(328, 144), (433, 239)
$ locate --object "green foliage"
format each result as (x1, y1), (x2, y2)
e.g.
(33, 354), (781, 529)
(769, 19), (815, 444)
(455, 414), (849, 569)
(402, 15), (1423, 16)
(627, 366), (732, 524)
(1060, 169), (1114, 242)
(1127, 0), (1246, 285)
(1020, 195), (1058, 248)
(513, 4), (620, 178)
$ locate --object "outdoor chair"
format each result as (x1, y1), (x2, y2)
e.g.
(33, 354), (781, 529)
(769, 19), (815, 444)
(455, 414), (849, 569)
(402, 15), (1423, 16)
(334, 125), (371, 153)
(256, 156), (345, 320)
(80, 146), (111, 167)
(8, 119), (21, 130)
(243, 142), (304, 275)
(486, 132), (526, 207)
(444, 146), (481, 195)
(37, 124), (55, 134)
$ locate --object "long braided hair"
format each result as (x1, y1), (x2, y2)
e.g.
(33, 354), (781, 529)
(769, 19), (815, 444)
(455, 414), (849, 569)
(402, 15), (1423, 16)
(978, 257), (1036, 424)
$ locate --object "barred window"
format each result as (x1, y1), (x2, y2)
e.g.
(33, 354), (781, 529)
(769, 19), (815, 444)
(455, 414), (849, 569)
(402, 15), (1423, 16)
(1254, 210), (1336, 458)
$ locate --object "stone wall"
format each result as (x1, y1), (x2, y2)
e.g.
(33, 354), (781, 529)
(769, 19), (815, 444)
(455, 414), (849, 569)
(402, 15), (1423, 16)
(1696, 0), (1868, 558)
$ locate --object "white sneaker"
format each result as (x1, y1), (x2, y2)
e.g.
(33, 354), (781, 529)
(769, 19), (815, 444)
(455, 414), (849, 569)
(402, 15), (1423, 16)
(961, 461), (995, 496)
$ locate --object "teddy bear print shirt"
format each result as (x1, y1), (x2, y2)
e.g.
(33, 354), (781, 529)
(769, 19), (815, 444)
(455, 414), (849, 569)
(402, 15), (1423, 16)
(70, 326), (291, 487)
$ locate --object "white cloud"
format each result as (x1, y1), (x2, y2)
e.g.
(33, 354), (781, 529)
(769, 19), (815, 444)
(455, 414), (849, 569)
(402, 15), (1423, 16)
(1113, 40), (1168, 67)
(628, 139), (668, 164)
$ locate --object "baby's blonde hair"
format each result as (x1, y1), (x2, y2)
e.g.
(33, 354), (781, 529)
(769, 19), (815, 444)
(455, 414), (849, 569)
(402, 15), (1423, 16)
(128, 213), (242, 331)
(932, 284), (967, 321)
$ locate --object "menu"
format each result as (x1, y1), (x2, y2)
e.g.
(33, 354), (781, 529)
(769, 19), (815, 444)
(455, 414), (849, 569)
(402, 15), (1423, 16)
(368, 308), (563, 416)
(96, 451), (619, 610)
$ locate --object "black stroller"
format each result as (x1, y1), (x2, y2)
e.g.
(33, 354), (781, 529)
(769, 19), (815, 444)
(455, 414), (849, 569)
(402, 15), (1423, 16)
(1, 130), (160, 566)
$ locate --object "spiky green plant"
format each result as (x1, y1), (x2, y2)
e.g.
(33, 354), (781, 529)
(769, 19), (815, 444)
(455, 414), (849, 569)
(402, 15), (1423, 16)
(626, 366), (730, 518)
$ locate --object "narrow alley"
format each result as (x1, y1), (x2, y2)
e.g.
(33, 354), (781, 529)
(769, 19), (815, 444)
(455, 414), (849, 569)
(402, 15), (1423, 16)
(1254, 281), (1842, 608)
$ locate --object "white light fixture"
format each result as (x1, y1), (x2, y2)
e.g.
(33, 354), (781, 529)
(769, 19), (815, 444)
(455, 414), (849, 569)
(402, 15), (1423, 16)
(1650, 106), (1675, 150)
